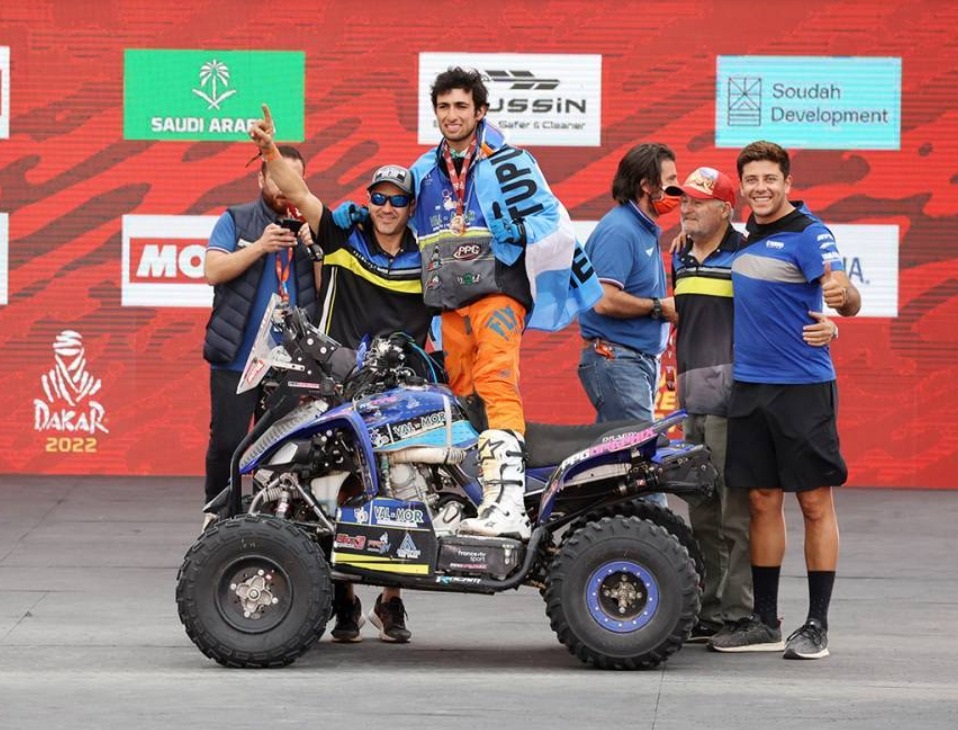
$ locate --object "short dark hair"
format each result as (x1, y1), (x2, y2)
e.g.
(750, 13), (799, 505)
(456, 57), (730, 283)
(736, 140), (790, 179)
(430, 67), (489, 110)
(261, 144), (305, 175)
(611, 143), (675, 205)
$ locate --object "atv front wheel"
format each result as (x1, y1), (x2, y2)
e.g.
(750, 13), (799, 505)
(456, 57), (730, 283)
(545, 515), (699, 670)
(176, 514), (332, 668)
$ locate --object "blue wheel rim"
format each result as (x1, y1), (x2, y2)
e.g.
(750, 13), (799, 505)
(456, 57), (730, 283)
(586, 560), (658, 634)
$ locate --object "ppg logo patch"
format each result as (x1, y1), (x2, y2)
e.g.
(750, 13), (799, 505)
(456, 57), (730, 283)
(453, 243), (482, 260)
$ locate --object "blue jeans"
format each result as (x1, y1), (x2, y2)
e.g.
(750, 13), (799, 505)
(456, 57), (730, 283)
(577, 343), (667, 507)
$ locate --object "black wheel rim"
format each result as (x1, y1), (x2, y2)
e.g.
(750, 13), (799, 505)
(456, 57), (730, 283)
(215, 554), (294, 634)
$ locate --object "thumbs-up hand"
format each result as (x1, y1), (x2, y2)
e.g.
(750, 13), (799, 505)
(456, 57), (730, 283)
(821, 261), (848, 309)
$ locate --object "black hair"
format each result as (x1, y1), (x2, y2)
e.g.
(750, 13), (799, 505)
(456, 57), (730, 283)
(611, 143), (676, 204)
(430, 67), (489, 110)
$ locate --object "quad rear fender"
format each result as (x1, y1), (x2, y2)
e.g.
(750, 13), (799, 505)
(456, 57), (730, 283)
(535, 411), (689, 524)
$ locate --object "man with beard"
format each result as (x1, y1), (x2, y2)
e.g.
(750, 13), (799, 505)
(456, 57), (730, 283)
(202, 143), (318, 522)
(577, 142), (680, 507)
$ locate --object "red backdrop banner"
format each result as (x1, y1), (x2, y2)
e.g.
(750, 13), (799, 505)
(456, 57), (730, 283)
(1, 1), (956, 487)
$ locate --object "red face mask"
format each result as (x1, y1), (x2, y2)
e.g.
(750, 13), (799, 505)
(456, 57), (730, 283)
(652, 192), (680, 216)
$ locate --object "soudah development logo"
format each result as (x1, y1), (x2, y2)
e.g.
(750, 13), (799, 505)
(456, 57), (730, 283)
(123, 49), (304, 141)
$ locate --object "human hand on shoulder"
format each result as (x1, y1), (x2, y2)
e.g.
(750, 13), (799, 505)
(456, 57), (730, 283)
(332, 201), (368, 229)
(667, 232), (686, 255)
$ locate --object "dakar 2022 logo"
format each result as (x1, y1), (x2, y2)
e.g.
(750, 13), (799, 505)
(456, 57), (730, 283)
(33, 331), (108, 454)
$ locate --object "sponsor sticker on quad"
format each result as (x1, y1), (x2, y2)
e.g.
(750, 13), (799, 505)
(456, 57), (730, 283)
(418, 52), (601, 146)
(122, 214), (216, 307)
(372, 501), (428, 529)
(123, 49), (304, 141)
(397, 533), (421, 560)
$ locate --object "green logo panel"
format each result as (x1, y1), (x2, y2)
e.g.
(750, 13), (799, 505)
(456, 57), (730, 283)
(124, 49), (304, 141)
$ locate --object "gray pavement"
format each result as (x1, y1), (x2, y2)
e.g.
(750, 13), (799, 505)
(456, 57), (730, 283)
(0, 476), (956, 729)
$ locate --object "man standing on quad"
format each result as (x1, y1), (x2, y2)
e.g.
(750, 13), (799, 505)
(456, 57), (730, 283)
(336, 67), (602, 540)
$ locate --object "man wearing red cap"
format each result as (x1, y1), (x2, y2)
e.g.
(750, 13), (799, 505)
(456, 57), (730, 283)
(667, 167), (752, 644)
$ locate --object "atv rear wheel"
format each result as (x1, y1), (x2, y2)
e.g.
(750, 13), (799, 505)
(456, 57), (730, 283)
(545, 515), (699, 670)
(176, 514), (332, 668)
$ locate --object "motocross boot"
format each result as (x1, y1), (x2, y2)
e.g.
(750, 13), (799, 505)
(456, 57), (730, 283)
(458, 429), (532, 541)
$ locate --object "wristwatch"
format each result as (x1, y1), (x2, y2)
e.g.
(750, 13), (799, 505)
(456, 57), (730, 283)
(650, 297), (663, 320)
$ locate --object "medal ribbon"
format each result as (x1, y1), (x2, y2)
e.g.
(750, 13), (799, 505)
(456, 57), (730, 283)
(441, 137), (478, 217)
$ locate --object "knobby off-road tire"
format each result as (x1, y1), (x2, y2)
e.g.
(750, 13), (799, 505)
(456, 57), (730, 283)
(566, 500), (705, 584)
(176, 514), (333, 668)
(545, 516), (700, 670)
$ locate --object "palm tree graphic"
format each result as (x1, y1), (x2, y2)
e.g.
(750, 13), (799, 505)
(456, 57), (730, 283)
(192, 59), (237, 110)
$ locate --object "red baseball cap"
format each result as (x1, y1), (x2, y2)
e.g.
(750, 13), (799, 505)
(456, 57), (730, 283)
(665, 166), (736, 206)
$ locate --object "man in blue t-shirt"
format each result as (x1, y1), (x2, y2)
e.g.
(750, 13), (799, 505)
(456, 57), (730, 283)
(577, 143), (680, 507)
(708, 141), (861, 660)
(202, 143), (318, 515)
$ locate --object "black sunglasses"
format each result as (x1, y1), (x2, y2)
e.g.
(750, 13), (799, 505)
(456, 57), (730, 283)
(369, 192), (412, 208)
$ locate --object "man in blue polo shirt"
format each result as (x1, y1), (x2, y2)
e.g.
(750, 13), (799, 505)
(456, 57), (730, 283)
(578, 143), (679, 506)
(708, 140), (861, 660)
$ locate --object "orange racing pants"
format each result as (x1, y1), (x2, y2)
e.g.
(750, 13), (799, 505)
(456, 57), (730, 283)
(442, 294), (526, 435)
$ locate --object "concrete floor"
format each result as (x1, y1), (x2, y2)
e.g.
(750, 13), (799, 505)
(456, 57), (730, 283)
(1, 476), (956, 729)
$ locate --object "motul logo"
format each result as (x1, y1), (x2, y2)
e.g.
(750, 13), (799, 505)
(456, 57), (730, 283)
(122, 214), (217, 308)
(131, 240), (206, 283)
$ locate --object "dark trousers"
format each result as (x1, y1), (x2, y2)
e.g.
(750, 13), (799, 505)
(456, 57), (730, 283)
(203, 369), (262, 504)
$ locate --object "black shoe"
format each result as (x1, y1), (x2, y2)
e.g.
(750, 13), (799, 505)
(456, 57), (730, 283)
(685, 621), (722, 644)
(368, 595), (411, 643)
(707, 614), (784, 653)
(330, 596), (364, 643)
(784, 619), (829, 660)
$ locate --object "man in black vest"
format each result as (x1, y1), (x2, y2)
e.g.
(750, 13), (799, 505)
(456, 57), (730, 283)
(201, 145), (318, 521)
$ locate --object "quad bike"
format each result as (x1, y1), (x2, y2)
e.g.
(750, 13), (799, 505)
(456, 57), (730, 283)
(176, 296), (715, 669)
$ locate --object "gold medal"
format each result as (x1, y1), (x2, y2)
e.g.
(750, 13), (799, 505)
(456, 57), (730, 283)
(450, 214), (466, 236)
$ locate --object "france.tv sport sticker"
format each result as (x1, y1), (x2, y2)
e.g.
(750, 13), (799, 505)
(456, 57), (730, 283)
(716, 56), (901, 150)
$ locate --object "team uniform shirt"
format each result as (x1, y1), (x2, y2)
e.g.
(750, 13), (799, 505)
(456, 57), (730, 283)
(732, 208), (846, 384)
(579, 202), (669, 355)
(312, 208), (431, 348)
(672, 224), (741, 416)
(207, 212), (300, 371)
